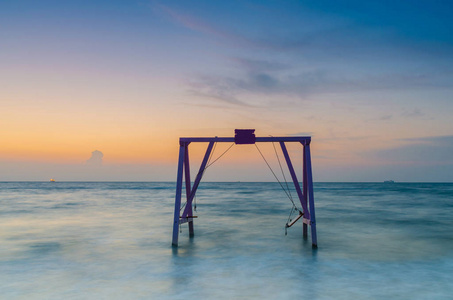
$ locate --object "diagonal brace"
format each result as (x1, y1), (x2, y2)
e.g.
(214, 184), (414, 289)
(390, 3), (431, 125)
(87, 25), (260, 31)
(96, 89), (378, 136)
(280, 142), (310, 219)
(181, 141), (215, 219)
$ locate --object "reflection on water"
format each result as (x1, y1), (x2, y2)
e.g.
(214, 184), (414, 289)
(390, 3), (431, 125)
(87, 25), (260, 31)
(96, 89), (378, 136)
(1, 182), (452, 299)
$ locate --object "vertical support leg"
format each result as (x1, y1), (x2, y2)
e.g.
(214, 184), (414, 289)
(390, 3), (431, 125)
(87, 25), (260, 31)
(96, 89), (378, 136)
(184, 145), (194, 237)
(172, 142), (186, 247)
(302, 145), (308, 238)
(305, 143), (318, 248)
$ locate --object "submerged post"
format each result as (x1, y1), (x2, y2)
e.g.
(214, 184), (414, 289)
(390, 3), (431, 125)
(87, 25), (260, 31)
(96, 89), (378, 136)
(172, 142), (186, 246)
(184, 144), (194, 237)
(171, 130), (318, 248)
(304, 143), (317, 247)
(303, 144), (308, 238)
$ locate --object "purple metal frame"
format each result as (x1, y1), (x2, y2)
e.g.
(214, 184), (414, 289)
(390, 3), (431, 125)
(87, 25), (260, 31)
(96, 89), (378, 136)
(172, 131), (318, 248)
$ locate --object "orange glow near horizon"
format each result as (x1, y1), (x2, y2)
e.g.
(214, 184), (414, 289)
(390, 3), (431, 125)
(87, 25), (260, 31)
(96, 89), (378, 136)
(1, 119), (406, 166)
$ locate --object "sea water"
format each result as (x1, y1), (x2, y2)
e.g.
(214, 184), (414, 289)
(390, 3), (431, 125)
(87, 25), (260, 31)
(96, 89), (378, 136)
(1, 182), (452, 299)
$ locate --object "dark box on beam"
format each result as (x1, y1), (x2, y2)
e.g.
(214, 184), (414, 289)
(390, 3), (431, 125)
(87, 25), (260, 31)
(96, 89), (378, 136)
(234, 129), (256, 144)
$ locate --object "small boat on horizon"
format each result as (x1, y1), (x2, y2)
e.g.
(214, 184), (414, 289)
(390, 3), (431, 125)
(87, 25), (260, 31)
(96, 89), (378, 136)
(384, 180), (395, 183)
(50, 179), (56, 182)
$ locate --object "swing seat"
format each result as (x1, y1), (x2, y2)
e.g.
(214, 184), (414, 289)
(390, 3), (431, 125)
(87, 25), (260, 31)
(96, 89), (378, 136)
(179, 215), (197, 224)
(285, 211), (304, 228)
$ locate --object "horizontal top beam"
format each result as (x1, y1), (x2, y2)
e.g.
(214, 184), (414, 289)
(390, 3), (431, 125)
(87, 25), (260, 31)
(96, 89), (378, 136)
(180, 136), (311, 144)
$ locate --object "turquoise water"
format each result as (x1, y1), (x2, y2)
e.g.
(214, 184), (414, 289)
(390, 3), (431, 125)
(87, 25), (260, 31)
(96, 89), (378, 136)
(1, 182), (452, 299)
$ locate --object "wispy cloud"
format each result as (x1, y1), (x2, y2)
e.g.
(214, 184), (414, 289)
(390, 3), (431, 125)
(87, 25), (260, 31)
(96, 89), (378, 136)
(230, 57), (289, 73)
(401, 108), (424, 118)
(155, 2), (453, 108)
(379, 115), (393, 121)
(186, 88), (251, 107)
(156, 3), (453, 62)
(186, 67), (451, 107)
(155, 4), (251, 46)
(288, 132), (315, 137)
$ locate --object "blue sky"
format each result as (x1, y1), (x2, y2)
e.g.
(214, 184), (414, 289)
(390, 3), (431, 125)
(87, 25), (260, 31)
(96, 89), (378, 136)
(1, 0), (452, 181)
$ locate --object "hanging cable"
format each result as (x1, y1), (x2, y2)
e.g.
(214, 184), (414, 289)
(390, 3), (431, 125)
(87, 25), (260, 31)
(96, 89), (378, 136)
(254, 144), (297, 208)
(255, 143), (305, 236)
(180, 201), (186, 212)
(207, 142), (217, 168)
(187, 142), (217, 208)
(285, 205), (295, 235)
(194, 194), (197, 211)
(192, 142), (217, 183)
(271, 140), (293, 201)
(183, 142), (234, 214)
(271, 140), (303, 217)
(205, 143), (235, 169)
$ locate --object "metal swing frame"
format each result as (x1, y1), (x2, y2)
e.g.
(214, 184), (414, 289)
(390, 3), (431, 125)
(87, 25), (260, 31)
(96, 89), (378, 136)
(171, 130), (318, 248)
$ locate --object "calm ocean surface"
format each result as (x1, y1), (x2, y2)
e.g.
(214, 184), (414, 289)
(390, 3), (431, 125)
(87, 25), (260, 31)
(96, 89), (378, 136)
(1, 182), (452, 299)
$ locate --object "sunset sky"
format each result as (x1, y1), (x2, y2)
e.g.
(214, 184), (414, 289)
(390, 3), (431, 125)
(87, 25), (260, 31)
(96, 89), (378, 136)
(1, 0), (453, 181)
